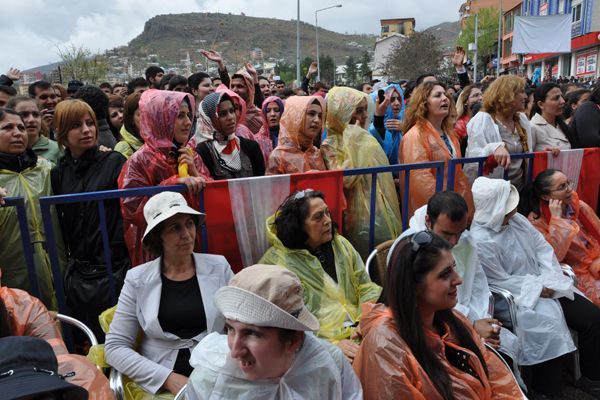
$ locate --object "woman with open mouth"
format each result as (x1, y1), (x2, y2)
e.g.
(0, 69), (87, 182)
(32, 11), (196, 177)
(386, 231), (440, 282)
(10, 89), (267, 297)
(400, 81), (474, 220)
(186, 264), (362, 399)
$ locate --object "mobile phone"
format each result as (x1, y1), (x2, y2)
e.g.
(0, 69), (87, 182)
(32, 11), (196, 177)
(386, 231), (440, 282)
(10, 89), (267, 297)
(378, 89), (385, 103)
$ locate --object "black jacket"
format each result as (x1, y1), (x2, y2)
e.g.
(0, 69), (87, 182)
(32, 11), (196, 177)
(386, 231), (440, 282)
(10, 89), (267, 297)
(197, 137), (265, 179)
(0, 148), (37, 172)
(570, 101), (600, 148)
(51, 146), (128, 266)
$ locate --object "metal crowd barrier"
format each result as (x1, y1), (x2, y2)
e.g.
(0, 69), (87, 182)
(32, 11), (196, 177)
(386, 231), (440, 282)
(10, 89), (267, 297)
(446, 153), (535, 190)
(4, 155), (536, 314)
(1, 197), (40, 298)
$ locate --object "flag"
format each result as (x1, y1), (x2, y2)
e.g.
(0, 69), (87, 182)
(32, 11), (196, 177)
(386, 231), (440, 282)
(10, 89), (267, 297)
(532, 148), (600, 212)
(512, 14), (571, 54)
(203, 170), (345, 272)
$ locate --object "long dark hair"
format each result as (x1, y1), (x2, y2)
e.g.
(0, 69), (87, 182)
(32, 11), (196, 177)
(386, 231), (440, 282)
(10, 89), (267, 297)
(518, 168), (558, 218)
(384, 233), (488, 400)
(0, 298), (12, 338)
(563, 89), (589, 120)
(530, 83), (571, 138)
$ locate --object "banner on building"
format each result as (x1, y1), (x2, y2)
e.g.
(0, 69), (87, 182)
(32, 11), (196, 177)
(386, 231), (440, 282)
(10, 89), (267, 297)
(513, 14), (571, 54)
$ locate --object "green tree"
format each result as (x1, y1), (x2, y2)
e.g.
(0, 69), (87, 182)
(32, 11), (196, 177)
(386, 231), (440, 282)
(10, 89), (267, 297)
(319, 54), (335, 85)
(56, 44), (108, 84)
(345, 56), (358, 86)
(275, 61), (296, 84)
(457, 7), (500, 73)
(384, 31), (444, 81)
(359, 51), (372, 82)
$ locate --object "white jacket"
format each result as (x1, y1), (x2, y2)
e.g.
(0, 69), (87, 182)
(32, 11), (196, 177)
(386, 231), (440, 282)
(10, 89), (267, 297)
(470, 178), (576, 365)
(465, 112), (536, 181)
(105, 253), (234, 393)
(530, 113), (572, 151)
(186, 332), (363, 400)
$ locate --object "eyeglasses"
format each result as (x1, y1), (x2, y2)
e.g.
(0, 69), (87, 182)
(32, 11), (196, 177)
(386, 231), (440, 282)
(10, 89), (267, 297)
(550, 180), (573, 192)
(411, 230), (433, 253)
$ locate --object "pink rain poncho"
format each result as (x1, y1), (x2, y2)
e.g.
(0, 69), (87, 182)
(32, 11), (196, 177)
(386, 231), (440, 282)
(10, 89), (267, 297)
(266, 96), (327, 175)
(118, 89), (211, 266)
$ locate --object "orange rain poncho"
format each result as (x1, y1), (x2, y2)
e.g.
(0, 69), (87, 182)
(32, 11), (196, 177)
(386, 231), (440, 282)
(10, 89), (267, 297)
(528, 191), (600, 306)
(400, 119), (474, 218)
(321, 87), (401, 258)
(353, 303), (523, 400)
(231, 69), (263, 135)
(0, 285), (112, 399)
(118, 90), (211, 266)
(266, 96), (327, 175)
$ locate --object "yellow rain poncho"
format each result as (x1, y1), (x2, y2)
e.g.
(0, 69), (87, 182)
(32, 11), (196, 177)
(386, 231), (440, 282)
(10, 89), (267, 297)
(259, 214), (382, 343)
(88, 306), (174, 400)
(0, 156), (65, 309)
(321, 87), (401, 258)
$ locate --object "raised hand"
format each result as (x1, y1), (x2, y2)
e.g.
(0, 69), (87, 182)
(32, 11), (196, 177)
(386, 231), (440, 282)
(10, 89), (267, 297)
(201, 50), (224, 69)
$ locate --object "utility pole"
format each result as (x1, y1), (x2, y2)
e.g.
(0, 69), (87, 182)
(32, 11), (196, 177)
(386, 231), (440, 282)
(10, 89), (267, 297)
(497, 0), (503, 77)
(296, 0), (301, 85)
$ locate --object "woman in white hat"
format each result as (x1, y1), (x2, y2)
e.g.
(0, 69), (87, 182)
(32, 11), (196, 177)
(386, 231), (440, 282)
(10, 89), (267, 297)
(105, 191), (234, 396)
(186, 264), (363, 400)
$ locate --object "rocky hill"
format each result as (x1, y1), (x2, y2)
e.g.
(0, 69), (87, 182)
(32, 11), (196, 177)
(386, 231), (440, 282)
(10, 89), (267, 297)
(121, 12), (376, 66)
(424, 20), (460, 52)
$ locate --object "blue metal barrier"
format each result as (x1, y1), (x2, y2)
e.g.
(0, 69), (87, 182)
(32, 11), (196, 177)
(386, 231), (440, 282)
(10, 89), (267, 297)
(344, 161), (445, 249)
(39, 184), (190, 314)
(446, 153), (535, 191)
(1, 197), (40, 299)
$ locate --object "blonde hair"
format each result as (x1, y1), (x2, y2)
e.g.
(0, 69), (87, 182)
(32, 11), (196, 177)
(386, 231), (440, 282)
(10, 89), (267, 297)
(456, 84), (481, 119)
(403, 82), (456, 134)
(54, 99), (99, 148)
(481, 75), (525, 117)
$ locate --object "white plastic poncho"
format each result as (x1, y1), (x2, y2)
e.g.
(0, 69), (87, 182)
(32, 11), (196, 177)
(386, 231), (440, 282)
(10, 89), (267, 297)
(395, 206), (520, 362)
(469, 177), (576, 365)
(186, 332), (362, 400)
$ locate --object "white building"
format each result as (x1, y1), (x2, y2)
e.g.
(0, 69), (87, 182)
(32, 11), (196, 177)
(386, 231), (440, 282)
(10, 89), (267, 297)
(373, 33), (408, 81)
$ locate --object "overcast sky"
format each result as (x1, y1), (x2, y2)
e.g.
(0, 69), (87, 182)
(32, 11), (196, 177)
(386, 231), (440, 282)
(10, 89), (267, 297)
(0, 0), (464, 73)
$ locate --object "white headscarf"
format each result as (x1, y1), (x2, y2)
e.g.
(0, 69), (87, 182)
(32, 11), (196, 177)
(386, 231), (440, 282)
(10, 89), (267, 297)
(472, 177), (511, 232)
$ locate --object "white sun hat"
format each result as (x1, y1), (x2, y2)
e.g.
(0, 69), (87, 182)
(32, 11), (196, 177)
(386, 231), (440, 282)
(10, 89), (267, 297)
(215, 264), (320, 332)
(142, 191), (204, 242)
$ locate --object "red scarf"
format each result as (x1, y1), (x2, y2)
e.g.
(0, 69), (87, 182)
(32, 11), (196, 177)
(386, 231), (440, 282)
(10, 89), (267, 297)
(222, 138), (240, 155)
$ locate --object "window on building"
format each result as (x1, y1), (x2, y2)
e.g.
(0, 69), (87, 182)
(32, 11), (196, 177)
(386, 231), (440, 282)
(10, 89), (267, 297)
(381, 26), (389, 34)
(572, 4), (582, 22)
(399, 24), (405, 35)
(559, 0), (565, 14)
(503, 37), (513, 58)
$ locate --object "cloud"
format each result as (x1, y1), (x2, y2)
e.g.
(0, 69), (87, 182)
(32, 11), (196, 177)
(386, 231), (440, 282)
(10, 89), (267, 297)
(0, 0), (462, 73)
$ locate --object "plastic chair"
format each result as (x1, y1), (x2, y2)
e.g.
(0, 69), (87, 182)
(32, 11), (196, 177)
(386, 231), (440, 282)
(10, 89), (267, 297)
(365, 239), (396, 285)
(109, 368), (124, 400)
(56, 313), (99, 347)
(174, 385), (187, 400)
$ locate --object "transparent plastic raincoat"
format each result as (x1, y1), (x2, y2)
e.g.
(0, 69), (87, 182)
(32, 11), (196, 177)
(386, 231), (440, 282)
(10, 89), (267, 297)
(321, 87), (401, 258)
(255, 96), (285, 163)
(0, 285), (112, 399)
(528, 191), (600, 306)
(367, 83), (405, 165)
(353, 303), (523, 400)
(266, 96), (327, 175)
(399, 119), (474, 219)
(469, 177), (576, 365)
(118, 90), (211, 266)
(187, 332), (362, 400)
(231, 69), (262, 134)
(0, 155), (64, 309)
(259, 215), (381, 342)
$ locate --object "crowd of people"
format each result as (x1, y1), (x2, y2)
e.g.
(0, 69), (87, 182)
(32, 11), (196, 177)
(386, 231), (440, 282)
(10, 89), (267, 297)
(1, 46), (600, 400)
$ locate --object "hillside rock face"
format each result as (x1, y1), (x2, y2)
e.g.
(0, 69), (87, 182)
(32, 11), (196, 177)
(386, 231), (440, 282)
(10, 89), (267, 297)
(126, 12), (375, 65)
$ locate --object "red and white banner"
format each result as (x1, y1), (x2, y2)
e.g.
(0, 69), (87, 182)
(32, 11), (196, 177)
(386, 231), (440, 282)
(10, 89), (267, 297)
(533, 148), (600, 213)
(203, 170), (345, 272)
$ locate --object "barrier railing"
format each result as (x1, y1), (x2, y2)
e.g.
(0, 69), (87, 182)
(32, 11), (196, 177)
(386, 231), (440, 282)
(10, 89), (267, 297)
(1, 197), (40, 298)
(446, 153), (535, 191)
(38, 184), (191, 314)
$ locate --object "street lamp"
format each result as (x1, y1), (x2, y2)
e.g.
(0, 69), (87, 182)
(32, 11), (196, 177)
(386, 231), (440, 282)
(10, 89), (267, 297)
(315, 4), (342, 82)
(297, 0), (301, 85)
